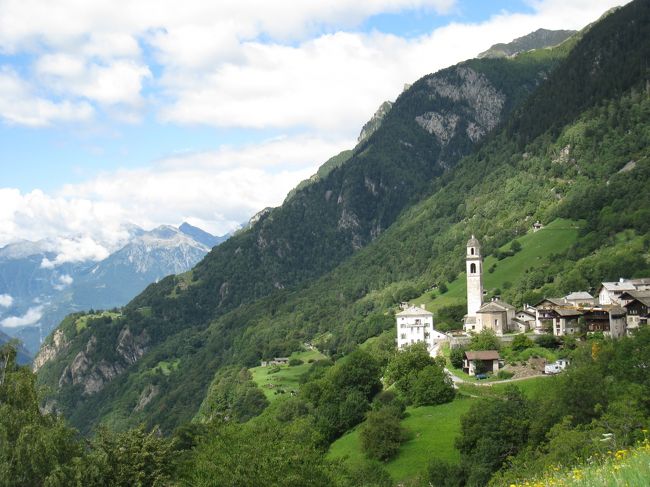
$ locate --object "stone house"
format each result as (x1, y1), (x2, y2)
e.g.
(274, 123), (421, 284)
(463, 350), (500, 376)
(622, 291), (650, 330)
(475, 300), (517, 335)
(564, 291), (596, 306)
(597, 278), (650, 305)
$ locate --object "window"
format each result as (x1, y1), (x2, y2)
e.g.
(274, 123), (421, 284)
(415, 319), (421, 325)
(470, 247), (475, 255)
(470, 263), (476, 274)
(400, 334), (406, 339)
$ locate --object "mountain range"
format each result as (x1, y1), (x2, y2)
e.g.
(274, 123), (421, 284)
(0, 223), (228, 355)
(33, 0), (650, 439)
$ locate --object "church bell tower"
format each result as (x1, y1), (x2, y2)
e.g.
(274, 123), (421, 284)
(466, 235), (483, 319)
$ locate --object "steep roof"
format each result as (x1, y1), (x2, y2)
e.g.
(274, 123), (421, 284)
(625, 295), (650, 307)
(600, 281), (636, 292)
(565, 291), (594, 300)
(534, 297), (567, 307)
(477, 300), (516, 313)
(465, 350), (500, 361)
(396, 305), (433, 317)
(555, 308), (583, 317)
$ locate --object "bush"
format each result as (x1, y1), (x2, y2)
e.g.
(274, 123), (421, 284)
(410, 365), (456, 407)
(288, 358), (304, 366)
(470, 329), (501, 351)
(360, 408), (405, 461)
(439, 282), (449, 294)
(497, 370), (515, 380)
(511, 334), (535, 352)
(535, 334), (561, 349)
(450, 346), (466, 369)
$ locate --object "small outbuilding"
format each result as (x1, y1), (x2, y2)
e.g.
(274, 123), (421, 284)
(463, 350), (500, 376)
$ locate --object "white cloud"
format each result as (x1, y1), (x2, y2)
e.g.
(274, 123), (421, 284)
(1, 306), (43, 328)
(0, 66), (93, 126)
(0, 294), (13, 308)
(41, 237), (111, 268)
(0, 135), (352, 244)
(53, 273), (74, 290)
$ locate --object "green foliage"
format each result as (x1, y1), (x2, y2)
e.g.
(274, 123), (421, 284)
(196, 367), (269, 423)
(360, 408), (405, 461)
(449, 347), (466, 369)
(511, 333), (535, 352)
(436, 304), (465, 331)
(456, 387), (531, 486)
(409, 365), (456, 407)
(384, 342), (435, 386)
(535, 334), (560, 349)
(469, 330), (501, 351)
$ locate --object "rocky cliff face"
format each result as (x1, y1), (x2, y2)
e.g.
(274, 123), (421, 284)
(57, 326), (149, 396)
(33, 329), (67, 372)
(358, 101), (393, 143)
(416, 66), (506, 146)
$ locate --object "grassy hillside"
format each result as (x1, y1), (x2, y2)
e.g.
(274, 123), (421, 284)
(409, 218), (581, 313)
(329, 398), (473, 482)
(249, 349), (326, 403)
(329, 376), (549, 483)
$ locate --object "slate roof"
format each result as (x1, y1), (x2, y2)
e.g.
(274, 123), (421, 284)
(396, 305), (433, 317)
(465, 350), (500, 361)
(600, 281), (636, 292)
(624, 293), (650, 307)
(565, 292), (594, 301)
(534, 297), (567, 307)
(477, 300), (516, 313)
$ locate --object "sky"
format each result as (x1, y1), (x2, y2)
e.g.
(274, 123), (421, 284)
(0, 0), (631, 265)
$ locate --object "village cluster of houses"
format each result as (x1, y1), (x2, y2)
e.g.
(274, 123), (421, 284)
(395, 235), (650, 365)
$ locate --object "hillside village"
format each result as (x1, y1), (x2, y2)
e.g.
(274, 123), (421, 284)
(397, 233), (649, 375)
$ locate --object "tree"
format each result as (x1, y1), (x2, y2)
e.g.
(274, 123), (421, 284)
(75, 425), (177, 487)
(456, 387), (531, 486)
(384, 342), (435, 386)
(511, 334), (534, 352)
(535, 334), (560, 349)
(410, 365), (456, 407)
(450, 346), (466, 369)
(360, 408), (405, 461)
(469, 330), (500, 351)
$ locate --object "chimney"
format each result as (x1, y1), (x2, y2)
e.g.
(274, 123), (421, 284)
(620, 277), (625, 283)
(420, 304), (426, 310)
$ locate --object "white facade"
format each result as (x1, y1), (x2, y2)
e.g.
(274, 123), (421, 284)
(465, 235), (483, 325)
(396, 306), (440, 355)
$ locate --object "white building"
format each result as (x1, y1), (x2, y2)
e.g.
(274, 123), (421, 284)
(396, 305), (446, 356)
(463, 235), (484, 331)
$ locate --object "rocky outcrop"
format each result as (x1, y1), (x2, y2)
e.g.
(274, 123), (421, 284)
(33, 329), (68, 372)
(358, 101), (393, 143)
(57, 327), (148, 395)
(415, 112), (460, 145)
(134, 384), (160, 412)
(116, 327), (149, 365)
(416, 67), (506, 146)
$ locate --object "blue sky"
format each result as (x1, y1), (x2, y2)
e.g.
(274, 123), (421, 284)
(0, 0), (630, 260)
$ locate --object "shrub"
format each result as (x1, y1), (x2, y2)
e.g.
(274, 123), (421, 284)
(536, 334), (561, 349)
(497, 370), (515, 380)
(450, 346), (466, 369)
(288, 358), (304, 366)
(511, 334), (535, 352)
(360, 408), (405, 461)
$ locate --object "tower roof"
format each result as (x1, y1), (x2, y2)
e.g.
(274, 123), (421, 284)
(467, 235), (480, 248)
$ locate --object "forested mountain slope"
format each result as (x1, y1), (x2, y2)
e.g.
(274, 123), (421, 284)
(34, 35), (565, 431)
(37, 0), (650, 435)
